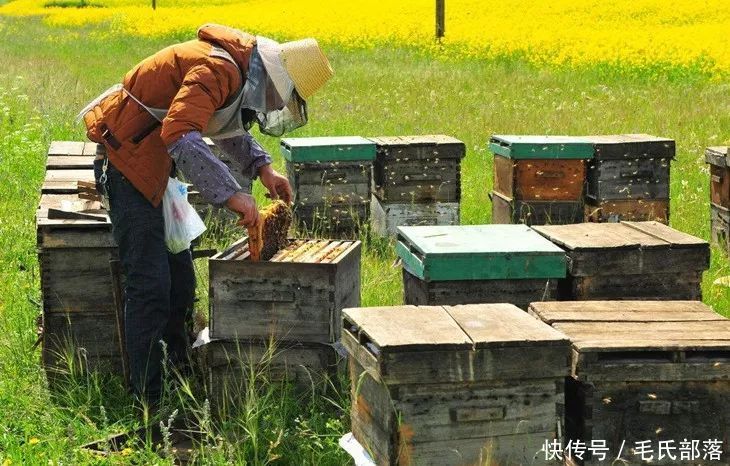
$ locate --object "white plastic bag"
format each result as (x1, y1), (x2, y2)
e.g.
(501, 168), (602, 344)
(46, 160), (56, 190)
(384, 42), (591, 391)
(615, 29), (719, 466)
(162, 177), (206, 254)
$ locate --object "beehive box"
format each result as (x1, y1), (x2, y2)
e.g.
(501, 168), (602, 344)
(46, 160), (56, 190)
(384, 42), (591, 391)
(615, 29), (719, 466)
(45, 140), (239, 221)
(489, 135), (592, 226)
(367, 135), (464, 236)
(529, 301), (730, 465)
(706, 146), (730, 208)
(208, 237), (361, 343)
(197, 338), (342, 408)
(343, 304), (571, 466)
(491, 191), (585, 226)
(370, 196), (459, 236)
(396, 225), (566, 309)
(281, 137), (375, 235)
(369, 135), (465, 203)
(706, 146), (730, 253)
(584, 135), (674, 223)
(584, 199), (669, 223)
(37, 187), (123, 373)
(711, 203), (730, 252)
(533, 221), (709, 301)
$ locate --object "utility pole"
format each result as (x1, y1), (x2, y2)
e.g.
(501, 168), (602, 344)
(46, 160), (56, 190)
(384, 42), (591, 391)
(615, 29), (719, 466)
(435, 0), (445, 40)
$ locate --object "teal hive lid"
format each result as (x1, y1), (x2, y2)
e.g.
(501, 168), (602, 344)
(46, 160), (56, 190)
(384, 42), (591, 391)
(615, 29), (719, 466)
(489, 135), (594, 160)
(280, 136), (376, 162)
(396, 224), (567, 281)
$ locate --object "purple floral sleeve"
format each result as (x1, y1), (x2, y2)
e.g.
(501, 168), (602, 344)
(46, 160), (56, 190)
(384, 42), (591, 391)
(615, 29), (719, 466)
(168, 131), (241, 206)
(211, 131), (273, 180)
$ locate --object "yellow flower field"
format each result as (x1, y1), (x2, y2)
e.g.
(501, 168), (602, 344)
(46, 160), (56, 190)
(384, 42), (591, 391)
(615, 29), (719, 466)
(2, 0), (730, 75)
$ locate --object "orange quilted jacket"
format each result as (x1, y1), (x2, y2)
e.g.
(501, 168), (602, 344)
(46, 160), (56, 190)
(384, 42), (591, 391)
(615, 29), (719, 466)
(83, 24), (254, 206)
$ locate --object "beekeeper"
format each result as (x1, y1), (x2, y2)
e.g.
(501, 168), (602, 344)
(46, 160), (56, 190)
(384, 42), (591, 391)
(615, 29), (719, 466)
(80, 23), (333, 403)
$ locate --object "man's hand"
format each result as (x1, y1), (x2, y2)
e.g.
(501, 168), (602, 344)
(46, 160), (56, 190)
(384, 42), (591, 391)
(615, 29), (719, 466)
(259, 164), (293, 205)
(225, 192), (259, 227)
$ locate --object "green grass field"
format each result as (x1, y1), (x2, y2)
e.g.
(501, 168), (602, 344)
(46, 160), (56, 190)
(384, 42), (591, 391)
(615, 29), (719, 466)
(1, 16), (729, 464)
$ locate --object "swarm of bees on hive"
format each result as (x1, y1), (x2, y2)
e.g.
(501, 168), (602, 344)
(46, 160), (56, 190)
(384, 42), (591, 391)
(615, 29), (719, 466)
(247, 200), (293, 261)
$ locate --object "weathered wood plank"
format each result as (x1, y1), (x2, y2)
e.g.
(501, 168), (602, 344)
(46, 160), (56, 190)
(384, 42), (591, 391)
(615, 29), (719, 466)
(37, 223), (114, 247)
(586, 134), (675, 160)
(586, 158), (670, 201)
(493, 155), (586, 201)
(370, 197), (459, 237)
(40, 248), (119, 313)
(711, 202), (730, 252)
(622, 221), (707, 249)
(560, 272), (703, 300)
(381, 345), (571, 385)
(446, 303), (572, 348)
(584, 198), (669, 223)
(709, 164), (730, 208)
(705, 146), (728, 167)
(528, 300), (720, 324)
(42, 311), (123, 374)
(403, 268), (557, 309)
(491, 191), (584, 226)
(202, 339), (341, 409)
(343, 305), (472, 353)
(533, 222), (660, 250)
(48, 141), (86, 156)
(46, 155), (94, 169)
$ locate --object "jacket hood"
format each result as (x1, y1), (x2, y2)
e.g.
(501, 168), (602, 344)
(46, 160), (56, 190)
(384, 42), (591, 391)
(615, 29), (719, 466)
(197, 23), (256, 73)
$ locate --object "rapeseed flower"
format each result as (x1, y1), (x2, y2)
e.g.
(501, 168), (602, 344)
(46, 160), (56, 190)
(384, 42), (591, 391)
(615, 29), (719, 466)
(1, 0), (729, 77)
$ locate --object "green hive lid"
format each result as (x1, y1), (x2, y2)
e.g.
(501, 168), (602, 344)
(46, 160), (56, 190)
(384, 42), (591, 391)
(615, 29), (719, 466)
(489, 135), (594, 160)
(280, 136), (376, 162)
(396, 225), (566, 281)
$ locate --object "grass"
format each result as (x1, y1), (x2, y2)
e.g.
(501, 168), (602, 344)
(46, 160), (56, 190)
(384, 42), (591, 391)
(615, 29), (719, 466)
(0, 15), (729, 464)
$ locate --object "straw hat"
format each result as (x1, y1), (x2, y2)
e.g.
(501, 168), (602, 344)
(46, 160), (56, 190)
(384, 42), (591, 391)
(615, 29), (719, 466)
(279, 38), (334, 100)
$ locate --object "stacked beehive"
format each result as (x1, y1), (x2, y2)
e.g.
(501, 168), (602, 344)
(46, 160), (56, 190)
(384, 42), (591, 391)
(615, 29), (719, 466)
(281, 137), (376, 236)
(39, 141), (123, 377)
(368, 135), (465, 236)
(584, 134), (674, 223)
(203, 237), (361, 404)
(533, 221), (710, 301)
(489, 135), (593, 225)
(530, 301), (730, 465)
(396, 225), (566, 309)
(343, 304), (571, 465)
(705, 146), (730, 252)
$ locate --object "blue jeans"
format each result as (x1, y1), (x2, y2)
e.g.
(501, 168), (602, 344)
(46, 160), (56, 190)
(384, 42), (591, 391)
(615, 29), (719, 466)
(94, 157), (195, 402)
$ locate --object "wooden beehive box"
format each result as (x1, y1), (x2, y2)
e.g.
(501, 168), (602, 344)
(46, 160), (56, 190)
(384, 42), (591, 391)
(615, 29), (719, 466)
(370, 198), (460, 236)
(37, 189), (123, 373)
(489, 135), (593, 226)
(197, 338), (343, 409)
(396, 225), (566, 309)
(706, 146), (730, 252)
(208, 237), (361, 343)
(368, 135), (464, 236)
(343, 304), (571, 466)
(584, 135), (674, 223)
(533, 221), (709, 301)
(369, 135), (465, 203)
(529, 301), (730, 465)
(491, 191), (586, 226)
(281, 137), (375, 235)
